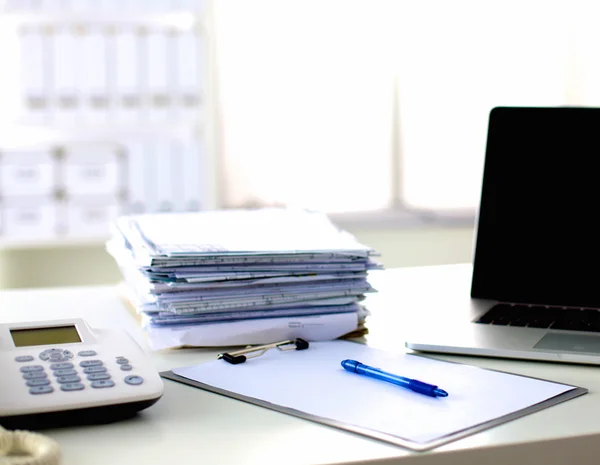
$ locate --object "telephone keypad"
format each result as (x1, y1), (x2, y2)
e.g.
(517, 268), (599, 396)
(18, 352), (142, 393)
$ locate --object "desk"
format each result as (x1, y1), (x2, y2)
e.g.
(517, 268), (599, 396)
(1, 263), (600, 465)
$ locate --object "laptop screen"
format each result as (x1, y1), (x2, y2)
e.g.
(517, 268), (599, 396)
(471, 106), (600, 308)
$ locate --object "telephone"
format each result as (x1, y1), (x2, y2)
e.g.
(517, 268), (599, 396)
(0, 318), (164, 430)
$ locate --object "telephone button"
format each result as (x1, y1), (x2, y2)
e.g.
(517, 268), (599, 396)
(53, 368), (77, 377)
(78, 350), (97, 357)
(26, 378), (51, 387)
(87, 373), (111, 381)
(60, 383), (85, 391)
(56, 375), (81, 384)
(15, 355), (34, 362)
(23, 371), (48, 380)
(79, 360), (103, 367)
(124, 375), (144, 386)
(20, 365), (44, 373)
(120, 364), (133, 371)
(116, 358), (129, 365)
(29, 386), (54, 395)
(83, 366), (107, 374)
(50, 362), (74, 370)
(91, 380), (115, 389)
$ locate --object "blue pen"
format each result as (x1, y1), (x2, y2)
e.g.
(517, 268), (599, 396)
(341, 359), (448, 398)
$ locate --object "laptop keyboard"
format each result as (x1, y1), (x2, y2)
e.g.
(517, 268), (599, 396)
(475, 304), (600, 332)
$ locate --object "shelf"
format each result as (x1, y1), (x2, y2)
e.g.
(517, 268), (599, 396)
(0, 11), (202, 30)
(0, 122), (205, 149)
(0, 236), (107, 251)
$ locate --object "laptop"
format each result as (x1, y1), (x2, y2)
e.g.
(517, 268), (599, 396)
(406, 106), (600, 365)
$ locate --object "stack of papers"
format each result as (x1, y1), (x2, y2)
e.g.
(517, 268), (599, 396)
(107, 208), (383, 350)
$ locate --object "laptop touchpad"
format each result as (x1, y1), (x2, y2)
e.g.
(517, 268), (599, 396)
(534, 333), (600, 354)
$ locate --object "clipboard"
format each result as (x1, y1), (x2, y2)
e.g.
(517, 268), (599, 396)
(160, 340), (587, 451)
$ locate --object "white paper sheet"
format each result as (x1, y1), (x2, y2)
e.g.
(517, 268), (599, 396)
(172, 340), (584, 448)
(145, 313), (359, 350)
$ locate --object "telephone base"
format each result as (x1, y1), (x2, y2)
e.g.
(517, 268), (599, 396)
(0, 395), (162, 430)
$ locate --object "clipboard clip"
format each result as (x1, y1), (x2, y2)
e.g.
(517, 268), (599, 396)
(217, 338), (309, 364)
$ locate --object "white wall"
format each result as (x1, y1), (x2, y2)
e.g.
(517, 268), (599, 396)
(0, 226), (475, 289)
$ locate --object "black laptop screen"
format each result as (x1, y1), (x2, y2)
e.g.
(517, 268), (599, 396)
(471, 106), (600, 308)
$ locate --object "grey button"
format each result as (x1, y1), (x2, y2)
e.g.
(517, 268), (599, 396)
(60, 383), (85, 391)
(87, 373), (111, 381)
(120, 364), (133, 371)
(56, 375), (81, 384)
(78, 350), (97, 357)
(23, 371), (47, 380)
(115, 358), (129, 365)
(83, 366), (107, 374)
(39, 353), (50, 361)
(91, 380), (115, 389)
(46, 348), (62, 354)
(15, 355), (34, 362)
(79, 360), (103, 368)
(26, 378), (51, 387)
(53, 369), (77, 376)
(124, 375), (144, 386)
(20, 365), (44, 373)
(29, 386), (54, 395)
(62, 350), (74, 358)
(49, 355), (66, 362)
(50, 362), (74, 370)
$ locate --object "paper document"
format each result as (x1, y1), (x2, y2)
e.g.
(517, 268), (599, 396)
(167, 340), (586, 450)
(145, 313), (359, 350)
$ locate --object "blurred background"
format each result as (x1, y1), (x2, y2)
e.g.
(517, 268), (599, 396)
(0, 0), (594, 289)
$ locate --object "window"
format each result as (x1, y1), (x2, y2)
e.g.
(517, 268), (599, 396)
(213, 0), (589, 220)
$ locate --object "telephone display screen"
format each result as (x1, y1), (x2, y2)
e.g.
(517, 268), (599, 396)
(10, 325), (82, 347)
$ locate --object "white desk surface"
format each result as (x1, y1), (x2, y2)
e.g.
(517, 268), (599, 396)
(2, 263), (600, 465)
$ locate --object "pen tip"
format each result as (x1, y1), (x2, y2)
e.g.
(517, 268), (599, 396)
(434, 388), (448, 397)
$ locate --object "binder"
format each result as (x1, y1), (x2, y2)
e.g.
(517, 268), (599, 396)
(114, 28), (140, 124)
(20, 26), (49, 124)
(175, 30), (202, 121)
(145, 29), (170, 122)
(52, 25), (78, 123)
(162, 340), (588, 452)
(80, 26), (108, 124)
